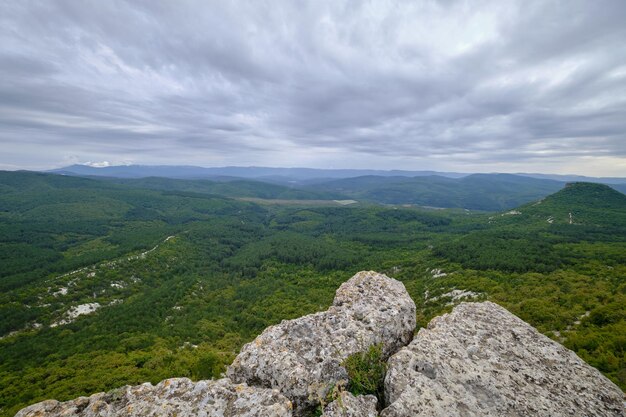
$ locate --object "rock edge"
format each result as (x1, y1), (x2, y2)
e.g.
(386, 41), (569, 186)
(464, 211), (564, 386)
(382, 301), (625, 417)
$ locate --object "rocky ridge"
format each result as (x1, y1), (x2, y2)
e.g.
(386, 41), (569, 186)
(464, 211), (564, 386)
(227, 270), (416, 415)
(16, 271), (626, 417)
(15, 378), (292, 417)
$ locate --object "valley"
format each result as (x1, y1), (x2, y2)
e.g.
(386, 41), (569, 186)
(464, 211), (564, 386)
(0, 171), (625, 416)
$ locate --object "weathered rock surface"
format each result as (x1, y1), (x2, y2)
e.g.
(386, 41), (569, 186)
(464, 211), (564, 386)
(382, 301), (626, 417)
(322, 391), (378, 417)
(15, 377), (292, 417)
(227, 271), (416, 415)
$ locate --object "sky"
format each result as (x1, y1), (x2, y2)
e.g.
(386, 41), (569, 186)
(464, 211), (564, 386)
(1, 1), (626, 176)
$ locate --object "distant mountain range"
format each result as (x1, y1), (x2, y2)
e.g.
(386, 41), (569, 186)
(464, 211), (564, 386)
(48, 164), (466, 182)
(39, 164), (626, 211)
(48, 164), (626, 185)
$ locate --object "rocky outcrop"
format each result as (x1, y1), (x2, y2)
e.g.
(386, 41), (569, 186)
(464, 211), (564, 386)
(381, 301), (625, 417)
(322, 392), (378, 417)
(227, 271), (416, 415)
(16, 273), (626, 417)
(15, 378), (292, 417)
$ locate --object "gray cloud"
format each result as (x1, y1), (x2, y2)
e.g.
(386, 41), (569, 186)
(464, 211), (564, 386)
(1, 0), (625, 175)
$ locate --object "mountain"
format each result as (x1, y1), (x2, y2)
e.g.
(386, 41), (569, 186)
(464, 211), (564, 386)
(307, 173), (566, 211)
(48, 164), (626, 186)
(48, 164), (468, 182)
(433, 182), (626, 274)
(496, 182), (626, 228)
(89, 176), (347, 201)
(530, 181), (626, 210)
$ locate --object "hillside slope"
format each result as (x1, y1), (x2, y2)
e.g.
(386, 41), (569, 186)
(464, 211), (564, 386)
(488, 182), (626, 237)
(307, 174), (565, 211)
(434, 182), (626, 273)
(0, 171), (265, 291)
(95, 176), (347, 201)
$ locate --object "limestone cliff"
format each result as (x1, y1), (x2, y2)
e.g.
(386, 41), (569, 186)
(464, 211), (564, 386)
(16, 271), (626, 417)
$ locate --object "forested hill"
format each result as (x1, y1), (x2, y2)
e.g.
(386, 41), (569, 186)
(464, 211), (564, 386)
(0, 170), (267, 291)
(433, 182), (626, 274)
(488, 181), (626, 230)
(89, 176), (347, 201)
(530, 182), (626, 212)
(305, 173), (566, 210)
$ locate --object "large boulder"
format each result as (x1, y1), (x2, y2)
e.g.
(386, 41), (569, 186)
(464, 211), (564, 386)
(15, 378), (292, 417)
(382, 301), (626, 417)
(227, 271), (416, 415)
(322, 391), (378, 417)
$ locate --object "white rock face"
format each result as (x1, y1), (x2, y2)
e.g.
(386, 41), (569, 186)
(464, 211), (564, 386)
(322, 392), (378, 417)
(52, 287), (68, 297)
(50, 303), (101, 327)
(381, 302), (626, 417)
(429, 289), (480, 303)
(227, 271), (416, 416)
(15, 378), (292, 417)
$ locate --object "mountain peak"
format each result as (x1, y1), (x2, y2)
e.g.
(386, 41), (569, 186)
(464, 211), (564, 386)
(548, 181), (626, 209)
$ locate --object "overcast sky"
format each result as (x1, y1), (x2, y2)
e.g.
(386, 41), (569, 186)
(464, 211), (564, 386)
(1, 1), (626, 175)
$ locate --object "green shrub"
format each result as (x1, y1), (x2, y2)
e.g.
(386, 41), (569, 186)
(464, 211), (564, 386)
(342, 343), (386, 404)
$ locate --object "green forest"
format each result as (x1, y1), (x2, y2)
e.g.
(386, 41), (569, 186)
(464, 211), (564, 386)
(0, 172), (625, 416)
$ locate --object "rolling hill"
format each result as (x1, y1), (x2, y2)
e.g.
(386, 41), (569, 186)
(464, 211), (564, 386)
(91, 176), (347, 201)
(433, 182), (626, 273)
(307, 173), (567, 210)
(488, 182), (626, 231)
(45, 166), (626, 211)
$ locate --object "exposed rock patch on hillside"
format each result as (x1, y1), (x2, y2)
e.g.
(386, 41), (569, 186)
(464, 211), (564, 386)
(15, 378), (292, 417)
(227, 271), (416, 415)
(382, 301), (625, 417)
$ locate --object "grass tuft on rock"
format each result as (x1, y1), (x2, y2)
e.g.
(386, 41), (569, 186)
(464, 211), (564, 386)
(342, 343), (387, 405)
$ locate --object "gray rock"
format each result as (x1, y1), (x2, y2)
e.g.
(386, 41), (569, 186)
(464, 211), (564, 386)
(322, 391), (378, 417)
(227, 271), (416, 415)
(382, 301), (626, 417)
(15, 377), (292, 417)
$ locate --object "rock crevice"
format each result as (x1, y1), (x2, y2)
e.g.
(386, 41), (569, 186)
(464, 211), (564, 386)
(227, 271), (416, 415)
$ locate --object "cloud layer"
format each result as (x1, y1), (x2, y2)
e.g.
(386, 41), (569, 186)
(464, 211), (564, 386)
(1, 0), (626, 175)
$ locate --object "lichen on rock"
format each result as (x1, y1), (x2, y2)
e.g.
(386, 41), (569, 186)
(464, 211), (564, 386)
(381, 301), (626, 417)
(322, 391), (378, 417)
(227, 271), (416, 416)
(15, 378), (292, 417)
